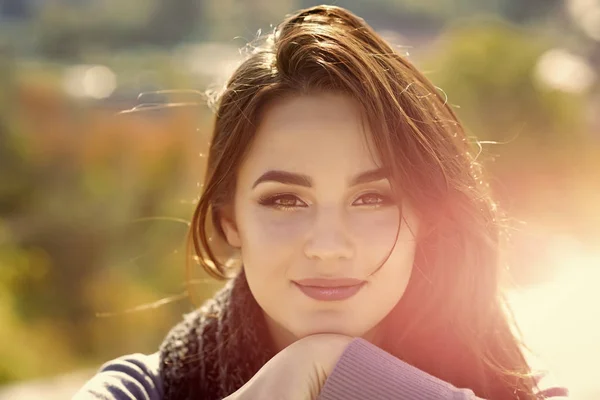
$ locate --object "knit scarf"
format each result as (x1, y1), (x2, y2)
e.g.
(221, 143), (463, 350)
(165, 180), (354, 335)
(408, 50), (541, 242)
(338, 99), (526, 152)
(158, 269), (277, 400)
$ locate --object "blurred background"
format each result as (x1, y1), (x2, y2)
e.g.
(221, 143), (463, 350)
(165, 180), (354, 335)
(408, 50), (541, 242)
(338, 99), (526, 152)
(0, 0), (599, 398)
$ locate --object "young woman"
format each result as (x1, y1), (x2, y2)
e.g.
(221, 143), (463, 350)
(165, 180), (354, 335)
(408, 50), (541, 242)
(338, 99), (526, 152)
(75, 5), (568, 400)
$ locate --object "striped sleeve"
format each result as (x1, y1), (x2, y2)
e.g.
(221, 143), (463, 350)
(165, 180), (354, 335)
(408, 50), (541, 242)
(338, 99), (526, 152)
(72, 353), (163, 400)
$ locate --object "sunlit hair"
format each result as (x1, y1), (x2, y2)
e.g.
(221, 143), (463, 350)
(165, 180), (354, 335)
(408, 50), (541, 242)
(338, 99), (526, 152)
(188, 5), (538, 399)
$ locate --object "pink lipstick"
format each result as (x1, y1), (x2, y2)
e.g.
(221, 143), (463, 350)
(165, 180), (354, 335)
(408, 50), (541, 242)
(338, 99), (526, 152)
(292, 278), (366, 301)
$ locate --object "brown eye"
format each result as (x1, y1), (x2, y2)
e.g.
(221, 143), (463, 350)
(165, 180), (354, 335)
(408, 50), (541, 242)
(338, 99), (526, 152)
(274, 194), (302, 207)
(353, 193), (392, 207)
(258, 194), (308, 210)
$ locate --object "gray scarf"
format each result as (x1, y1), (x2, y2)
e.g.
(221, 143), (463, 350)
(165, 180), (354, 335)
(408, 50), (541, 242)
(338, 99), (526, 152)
(159, 270), (276, 399)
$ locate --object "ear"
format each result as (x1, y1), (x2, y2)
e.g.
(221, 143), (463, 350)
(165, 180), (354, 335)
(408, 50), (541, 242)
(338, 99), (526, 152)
(220, 211), (242, 248)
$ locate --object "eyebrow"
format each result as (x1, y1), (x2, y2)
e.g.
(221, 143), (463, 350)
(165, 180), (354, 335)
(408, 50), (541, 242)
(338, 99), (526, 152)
(350, 167), (389, 186)
(251, 167), (389, 189)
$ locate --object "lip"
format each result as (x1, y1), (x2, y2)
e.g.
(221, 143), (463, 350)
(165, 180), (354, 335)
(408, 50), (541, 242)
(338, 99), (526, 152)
(292, 278), (366, 301)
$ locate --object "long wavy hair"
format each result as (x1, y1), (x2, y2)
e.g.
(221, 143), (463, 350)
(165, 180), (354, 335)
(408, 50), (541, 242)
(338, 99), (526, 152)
(187, 5), (538, 399)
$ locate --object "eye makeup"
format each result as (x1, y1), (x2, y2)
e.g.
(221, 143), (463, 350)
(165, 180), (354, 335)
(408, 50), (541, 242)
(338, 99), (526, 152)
(256, 189), (396, 212)
(257, 193), (308, 211)
(351, 192), (395, 208)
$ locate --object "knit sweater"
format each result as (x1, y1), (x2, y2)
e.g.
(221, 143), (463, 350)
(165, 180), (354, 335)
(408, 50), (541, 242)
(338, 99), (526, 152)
(74, 270), (567, 400)
(73, 337), (568, 399)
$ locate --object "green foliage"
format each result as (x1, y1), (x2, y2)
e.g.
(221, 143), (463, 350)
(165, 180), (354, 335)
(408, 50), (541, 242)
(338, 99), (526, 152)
(422, 20), (600, 239)
(425, 19), (585, 146)
(0, 56), (220, 383)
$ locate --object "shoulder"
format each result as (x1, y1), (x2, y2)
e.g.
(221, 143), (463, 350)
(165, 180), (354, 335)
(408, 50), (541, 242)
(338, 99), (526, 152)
(72, 352), (163, 400)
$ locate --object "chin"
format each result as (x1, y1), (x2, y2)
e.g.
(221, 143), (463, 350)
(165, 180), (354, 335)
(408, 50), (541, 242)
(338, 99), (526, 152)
(292, 320), (368, 339)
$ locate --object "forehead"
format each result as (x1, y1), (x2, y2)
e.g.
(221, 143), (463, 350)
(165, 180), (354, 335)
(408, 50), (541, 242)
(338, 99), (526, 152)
(240, 93), (381, 178)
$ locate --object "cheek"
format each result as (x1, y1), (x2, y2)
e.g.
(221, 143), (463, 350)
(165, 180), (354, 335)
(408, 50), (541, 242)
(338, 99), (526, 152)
(350, 208), (418, 290)
(237, 205), (311, 262)
(348, 209), (402, 262)
(244, 206), (310, 244)
(359, 214), (417, 323)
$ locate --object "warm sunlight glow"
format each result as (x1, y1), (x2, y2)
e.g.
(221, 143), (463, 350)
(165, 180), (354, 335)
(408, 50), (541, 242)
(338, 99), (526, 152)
(508, 240), (600, 399)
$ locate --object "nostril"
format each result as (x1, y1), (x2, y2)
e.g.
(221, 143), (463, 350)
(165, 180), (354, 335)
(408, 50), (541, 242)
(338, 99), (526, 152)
(303, 234), (354, 261)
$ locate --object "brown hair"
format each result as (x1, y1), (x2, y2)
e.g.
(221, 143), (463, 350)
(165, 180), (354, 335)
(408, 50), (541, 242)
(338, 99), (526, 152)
(189, 5), (538, 399)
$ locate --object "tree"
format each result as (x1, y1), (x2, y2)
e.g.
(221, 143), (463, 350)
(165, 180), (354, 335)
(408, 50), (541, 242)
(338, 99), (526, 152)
(143, 0), (205, 45)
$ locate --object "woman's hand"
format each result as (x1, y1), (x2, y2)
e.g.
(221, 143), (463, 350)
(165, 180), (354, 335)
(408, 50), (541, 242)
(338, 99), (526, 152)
(224, 333), (354, 400)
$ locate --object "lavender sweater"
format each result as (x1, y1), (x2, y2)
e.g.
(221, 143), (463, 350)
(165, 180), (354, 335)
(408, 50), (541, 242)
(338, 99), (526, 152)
(73, 338), (567, 399)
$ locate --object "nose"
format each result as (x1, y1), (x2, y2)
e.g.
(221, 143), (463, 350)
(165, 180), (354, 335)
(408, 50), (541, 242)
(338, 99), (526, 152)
(303, 207), (354, 261)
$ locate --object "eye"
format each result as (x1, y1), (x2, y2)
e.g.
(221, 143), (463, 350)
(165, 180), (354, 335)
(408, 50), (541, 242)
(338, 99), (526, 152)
(258, 194), (308, 210)
(352, 192), (393, 207)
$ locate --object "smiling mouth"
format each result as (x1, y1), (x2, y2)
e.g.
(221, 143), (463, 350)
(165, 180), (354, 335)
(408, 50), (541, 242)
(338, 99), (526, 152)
(292, 279), (366, 301)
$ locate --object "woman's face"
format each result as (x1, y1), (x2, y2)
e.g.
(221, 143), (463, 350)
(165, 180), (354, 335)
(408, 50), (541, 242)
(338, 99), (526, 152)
(221, 93), (420, 349)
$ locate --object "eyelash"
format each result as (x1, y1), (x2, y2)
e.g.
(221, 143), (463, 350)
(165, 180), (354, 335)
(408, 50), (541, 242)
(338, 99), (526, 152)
(257, 192), (393, 211)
